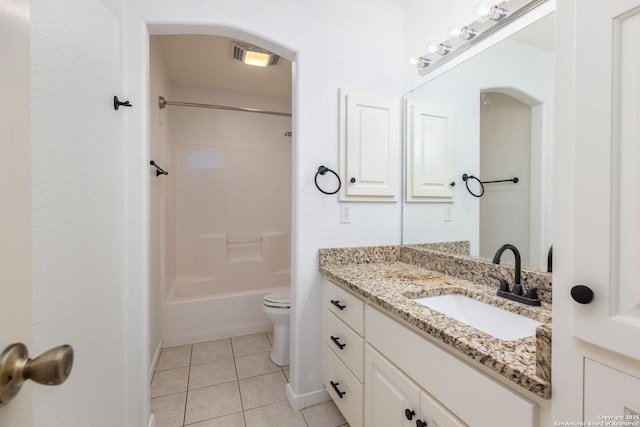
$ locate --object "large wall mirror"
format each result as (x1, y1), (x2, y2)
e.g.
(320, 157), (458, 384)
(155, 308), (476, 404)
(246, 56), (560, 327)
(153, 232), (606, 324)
(402, 5), (555, 271)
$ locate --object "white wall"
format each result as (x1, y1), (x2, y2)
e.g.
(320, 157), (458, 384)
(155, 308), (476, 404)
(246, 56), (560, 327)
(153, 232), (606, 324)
(480, 92), (532, 264)
(149, 37), (171, 374)
(126, 0), (405, 405)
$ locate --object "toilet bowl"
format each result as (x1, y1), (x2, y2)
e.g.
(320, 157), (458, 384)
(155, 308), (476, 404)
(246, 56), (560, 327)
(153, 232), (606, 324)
(263, 290), (291, 366)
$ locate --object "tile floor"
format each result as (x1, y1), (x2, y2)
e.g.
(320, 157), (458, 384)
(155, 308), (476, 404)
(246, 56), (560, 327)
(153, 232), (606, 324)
(151, 332), (349, 427)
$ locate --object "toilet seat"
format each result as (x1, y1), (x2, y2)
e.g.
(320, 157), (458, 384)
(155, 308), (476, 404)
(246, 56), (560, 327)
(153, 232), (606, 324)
(263, 291), (291, 309)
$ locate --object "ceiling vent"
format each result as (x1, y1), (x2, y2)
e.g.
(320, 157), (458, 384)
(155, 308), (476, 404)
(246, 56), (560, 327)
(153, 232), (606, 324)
(231, 41), (280, 67)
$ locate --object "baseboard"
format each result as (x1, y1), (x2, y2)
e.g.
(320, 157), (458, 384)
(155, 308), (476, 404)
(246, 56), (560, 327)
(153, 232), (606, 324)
(164, 323), (271, 348)
(149, 339), (163, 382)
(286, 383), (330, 411)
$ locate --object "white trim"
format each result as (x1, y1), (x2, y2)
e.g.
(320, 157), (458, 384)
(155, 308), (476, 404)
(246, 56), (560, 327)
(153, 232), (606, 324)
(149, 340), (163, 382)
(148, 414), (156, 427)
(286, 383), (330, 411)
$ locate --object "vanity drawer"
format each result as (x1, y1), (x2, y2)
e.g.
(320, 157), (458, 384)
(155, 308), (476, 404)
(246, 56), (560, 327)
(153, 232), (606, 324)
(325, 310), (364, 381)
(325, 280), (364, 335)
(324, 343), (363, 427)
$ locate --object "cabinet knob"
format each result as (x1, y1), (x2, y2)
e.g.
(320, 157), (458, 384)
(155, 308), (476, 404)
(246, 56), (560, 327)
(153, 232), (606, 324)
(350, 177), (356, 183)
(449, 181), (455, 187)
(416, 419), (428, 427)
(571, 285), (594, 304)
(405, 408), (416, 420)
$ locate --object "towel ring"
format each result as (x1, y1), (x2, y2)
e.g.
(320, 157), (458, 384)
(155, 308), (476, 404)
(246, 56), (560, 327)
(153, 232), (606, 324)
(462, 174), (484, 197)
(314, 166), (341, 195)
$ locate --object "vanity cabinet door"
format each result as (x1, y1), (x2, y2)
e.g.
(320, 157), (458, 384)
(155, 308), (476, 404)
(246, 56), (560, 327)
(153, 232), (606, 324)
(419, 389), (467, 427)
(584, 359), (640, 422)
(405, 100), (455, 202)
(339, 90), (400, 201)
(365, 344), (420, 427)
(567, 0), (640, 361)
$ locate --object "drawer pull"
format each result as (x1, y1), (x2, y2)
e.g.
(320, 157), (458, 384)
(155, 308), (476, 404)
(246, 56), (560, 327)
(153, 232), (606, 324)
(330, 336), (346, 350)
(416, 419), (428, 427)
(330, 299), (346, 310)
(405, 409), (416, 420)
(330, 381), (346, 398)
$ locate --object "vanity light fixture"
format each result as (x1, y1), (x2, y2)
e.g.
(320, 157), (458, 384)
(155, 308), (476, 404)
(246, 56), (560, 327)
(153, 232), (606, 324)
(427, 43), (452, 56)
(435, 43), (452, 55)
(417, 56), (432, 68)
(231, 41), (280, 67)
(458, 26), (478, 40)
(412, 0), (550, 74)
(408, 56), (433, 69)
(488, 5), (509, 21)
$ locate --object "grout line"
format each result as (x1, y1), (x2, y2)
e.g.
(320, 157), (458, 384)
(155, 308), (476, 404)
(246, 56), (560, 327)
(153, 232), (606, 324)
(155, 335), (318, 427)
(182, 345), (193, 427)
(229, 337), (248, 427)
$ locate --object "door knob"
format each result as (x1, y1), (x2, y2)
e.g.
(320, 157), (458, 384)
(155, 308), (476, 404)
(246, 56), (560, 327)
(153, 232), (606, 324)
(571, 285), (594, 304)
(0, 343), (74, 407)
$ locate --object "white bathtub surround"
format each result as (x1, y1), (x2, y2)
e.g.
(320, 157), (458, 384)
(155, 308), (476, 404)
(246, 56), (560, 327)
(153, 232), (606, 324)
(157, 78), (292, 346)
(164, 286), (288, 347)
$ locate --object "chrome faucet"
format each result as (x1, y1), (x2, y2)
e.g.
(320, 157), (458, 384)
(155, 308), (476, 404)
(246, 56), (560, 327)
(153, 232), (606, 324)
(492, 243), (522, 295)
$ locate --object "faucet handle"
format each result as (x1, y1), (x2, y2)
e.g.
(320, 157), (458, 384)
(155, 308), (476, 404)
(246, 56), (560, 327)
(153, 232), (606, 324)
(525, 287), (539, 299)
(488, 274), (510, 292)
(526, 286), (552, 300)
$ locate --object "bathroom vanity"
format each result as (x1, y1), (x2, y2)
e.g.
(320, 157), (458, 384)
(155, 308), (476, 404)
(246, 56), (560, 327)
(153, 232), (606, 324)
(320, 245), (552, 427)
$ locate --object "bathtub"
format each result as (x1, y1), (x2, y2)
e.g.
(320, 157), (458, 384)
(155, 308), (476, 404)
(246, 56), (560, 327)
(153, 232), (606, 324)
(163, 278), (289, 348)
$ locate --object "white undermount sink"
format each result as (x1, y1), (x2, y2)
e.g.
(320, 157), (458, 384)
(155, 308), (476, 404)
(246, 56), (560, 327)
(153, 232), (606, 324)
(413, 294), (543, 341)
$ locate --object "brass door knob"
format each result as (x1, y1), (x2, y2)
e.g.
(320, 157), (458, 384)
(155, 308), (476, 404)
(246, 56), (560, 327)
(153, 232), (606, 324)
(0, 343), (74, 407)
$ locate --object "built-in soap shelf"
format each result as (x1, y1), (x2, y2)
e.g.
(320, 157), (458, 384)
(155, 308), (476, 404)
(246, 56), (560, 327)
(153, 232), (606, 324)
(196, 232), (289, 268)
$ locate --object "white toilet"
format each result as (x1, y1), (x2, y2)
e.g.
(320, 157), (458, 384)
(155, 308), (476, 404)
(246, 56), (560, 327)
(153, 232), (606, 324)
(263, 289), (291, 366)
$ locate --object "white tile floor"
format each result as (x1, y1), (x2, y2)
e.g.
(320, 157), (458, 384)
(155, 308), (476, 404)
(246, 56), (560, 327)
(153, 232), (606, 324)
(151, 332), (349, 427)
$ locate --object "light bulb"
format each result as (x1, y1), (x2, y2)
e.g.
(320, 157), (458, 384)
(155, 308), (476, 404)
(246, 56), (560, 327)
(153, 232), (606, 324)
(459, 26), (477, 40)
(435, 43), (452, 55)
(488, 5), (508, 21)
(417, 56), (432, 69)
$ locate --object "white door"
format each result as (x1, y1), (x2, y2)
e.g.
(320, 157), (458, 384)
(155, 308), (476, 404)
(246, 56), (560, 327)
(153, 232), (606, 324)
(0, 0), (33, 425)
(568, 0), (640, 360)
(554, 0), (640, 422)
(2, 0), (143, 425)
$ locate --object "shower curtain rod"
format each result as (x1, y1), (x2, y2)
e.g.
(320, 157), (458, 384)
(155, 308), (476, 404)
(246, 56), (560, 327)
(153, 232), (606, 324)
(158, 96), (292, 117)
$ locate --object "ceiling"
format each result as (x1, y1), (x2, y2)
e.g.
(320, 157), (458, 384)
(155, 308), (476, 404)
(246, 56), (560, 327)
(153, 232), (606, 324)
(154, 35), (292, 101)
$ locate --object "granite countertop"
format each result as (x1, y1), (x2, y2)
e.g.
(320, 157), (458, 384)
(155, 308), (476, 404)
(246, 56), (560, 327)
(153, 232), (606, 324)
(319, 245), (552, 400)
